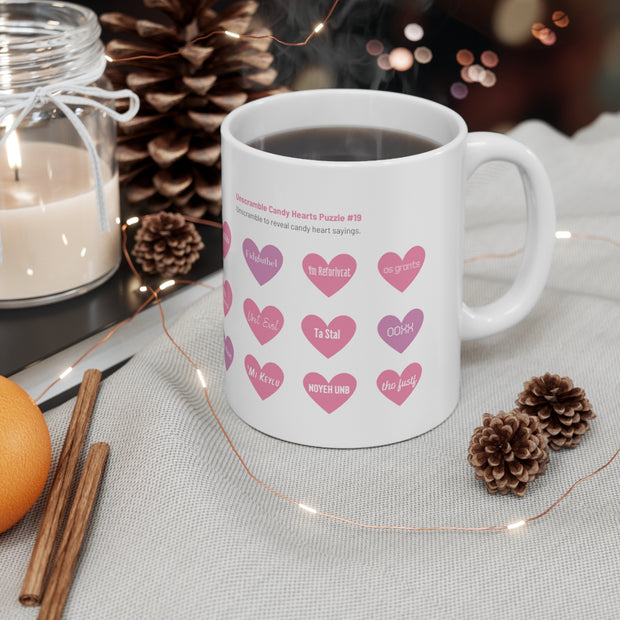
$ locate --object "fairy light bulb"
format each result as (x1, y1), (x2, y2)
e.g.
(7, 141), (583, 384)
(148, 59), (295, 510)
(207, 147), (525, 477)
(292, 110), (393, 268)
(225, 30), (240, 39)
(299, 503), (318, 514)
(126, 216), (140, 226)
(159, 279), (176, 291)
(555, 230), (572, 239)
(59, 367), (73, 380)
(507, 520), (526, 530)
(314, 23), (324, 33)
(196, 369), (207, 389)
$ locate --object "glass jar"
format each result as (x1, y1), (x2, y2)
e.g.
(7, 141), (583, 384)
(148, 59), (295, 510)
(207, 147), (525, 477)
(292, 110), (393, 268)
(0, 0), (136, 307)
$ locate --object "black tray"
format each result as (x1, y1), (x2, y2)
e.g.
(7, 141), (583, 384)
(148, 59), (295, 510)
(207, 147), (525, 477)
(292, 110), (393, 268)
(0, 225), (222, 377)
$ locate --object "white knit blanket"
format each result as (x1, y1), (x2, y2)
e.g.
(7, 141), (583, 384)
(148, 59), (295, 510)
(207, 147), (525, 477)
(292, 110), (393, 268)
(2, 113), (619, 619)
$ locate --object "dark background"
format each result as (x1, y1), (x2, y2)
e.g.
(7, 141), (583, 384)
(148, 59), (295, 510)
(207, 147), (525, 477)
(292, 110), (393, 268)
(87, 0), (620, 135)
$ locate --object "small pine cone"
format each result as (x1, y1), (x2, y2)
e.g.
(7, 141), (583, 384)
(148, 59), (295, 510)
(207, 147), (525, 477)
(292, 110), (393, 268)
(515, 373), (596, 450)
(468, 410), (549, 497)
(132, 212), (204, 277)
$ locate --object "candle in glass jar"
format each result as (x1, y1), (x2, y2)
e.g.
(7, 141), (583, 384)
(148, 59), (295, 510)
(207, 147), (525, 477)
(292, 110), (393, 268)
(0, 141), (120, 303)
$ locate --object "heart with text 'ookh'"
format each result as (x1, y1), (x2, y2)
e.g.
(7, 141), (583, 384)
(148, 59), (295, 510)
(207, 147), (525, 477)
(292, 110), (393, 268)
(244, 355), (283, 400)
(303, 372), (356, 414)
(222, 221), (232, 258)
(224, 335), (234, 370)
(242, 238), (283, 285)
(301, 315), (356, 358)
(223, 280), (233, 316)
(377, 363), (422, 405)
(377, 309), (423, 353)
(243, 298), (284, 345)
(302, 253), (356, 297)
(378, 246), (425, 292)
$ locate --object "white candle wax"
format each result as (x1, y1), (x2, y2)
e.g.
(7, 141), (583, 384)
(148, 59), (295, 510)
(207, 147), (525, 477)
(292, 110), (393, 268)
(0, 141), (120, 303)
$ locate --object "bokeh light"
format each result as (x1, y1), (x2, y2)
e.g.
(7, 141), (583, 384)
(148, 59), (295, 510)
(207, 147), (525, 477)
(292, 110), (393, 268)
(404, 23), (424, 42)
(388, 47), (414, 71)
(531, 22), (558, 45)
(377, 53), (392, 71)
(531, 22), (546, 39)
(493, 0), (544, 46)
(552, 10), (570, 28)
(460, 66), (474, 83)
(414, 46), (433, 64)
(366, 39), (384, 56)
(480, 70), (497, 88)
(450, 82), (469, 100)
(466, 64), (485, 82)
(539, 29), (557, 46)
(480, 50), (499, 68)
(456, 49), (474, 66)
(455, 48), (499, 96)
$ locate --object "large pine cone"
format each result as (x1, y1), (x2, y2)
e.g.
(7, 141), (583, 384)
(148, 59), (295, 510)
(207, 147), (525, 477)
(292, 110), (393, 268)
(101, 0), (287, 220)
(468, 410), (550, 497)
(515, 373), (596, 450)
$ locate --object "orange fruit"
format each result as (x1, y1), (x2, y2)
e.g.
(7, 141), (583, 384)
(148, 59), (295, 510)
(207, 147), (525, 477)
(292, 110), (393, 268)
(0, 376), (51, 534)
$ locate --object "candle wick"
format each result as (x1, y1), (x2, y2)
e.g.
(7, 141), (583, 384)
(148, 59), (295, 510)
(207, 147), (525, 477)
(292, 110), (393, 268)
(13, 166), (19, 182)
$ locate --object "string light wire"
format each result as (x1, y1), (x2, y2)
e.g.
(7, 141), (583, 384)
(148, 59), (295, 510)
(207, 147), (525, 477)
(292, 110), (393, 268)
(34, 289), (158, 402)
(465, 231), (620, 264)
(13, 0), (614, 534)
(105, 0), (342, 65)
(22, 0), (618, 517)
(23, 0), (620, 536)
(32, 214), (620, 533)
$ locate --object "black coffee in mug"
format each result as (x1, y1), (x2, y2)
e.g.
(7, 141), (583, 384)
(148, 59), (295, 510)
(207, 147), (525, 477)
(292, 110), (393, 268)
(247, 126), (440, 161)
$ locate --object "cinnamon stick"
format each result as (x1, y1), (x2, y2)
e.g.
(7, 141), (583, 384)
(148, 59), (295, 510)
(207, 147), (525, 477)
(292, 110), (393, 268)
(20, 369), (102, 606)
(38, 443), (110, 620)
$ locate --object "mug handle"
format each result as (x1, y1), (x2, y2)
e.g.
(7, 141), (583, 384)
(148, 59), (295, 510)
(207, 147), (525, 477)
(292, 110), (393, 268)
(461, 132), (556, 340)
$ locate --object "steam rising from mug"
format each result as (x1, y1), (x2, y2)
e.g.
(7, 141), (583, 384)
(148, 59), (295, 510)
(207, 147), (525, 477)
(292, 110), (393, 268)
(262, 0), (434, 92)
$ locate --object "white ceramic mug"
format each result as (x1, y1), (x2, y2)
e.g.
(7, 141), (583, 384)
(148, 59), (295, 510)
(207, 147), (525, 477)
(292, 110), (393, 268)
(220, 89), (555, 448)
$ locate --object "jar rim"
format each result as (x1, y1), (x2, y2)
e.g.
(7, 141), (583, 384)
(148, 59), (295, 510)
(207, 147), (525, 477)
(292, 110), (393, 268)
(0, 0), (104, 92)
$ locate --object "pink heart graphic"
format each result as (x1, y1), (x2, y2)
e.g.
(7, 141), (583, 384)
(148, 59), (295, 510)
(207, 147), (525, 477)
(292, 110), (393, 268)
(302, 253), (356, 297)
(378, 246), (425, 292)
(243, 238), (283, 285)
(301, 315), (356, 358)
(224, 335), (234, 370)
(243, 298), (284, 345)
(303, 372), (356, 414)
(377, 309), (424, 353)
(377, 363), (422, 406)
(245, 355), (284, 400)
(222, 221), (231, 259)
(223, 280), (232, 317)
